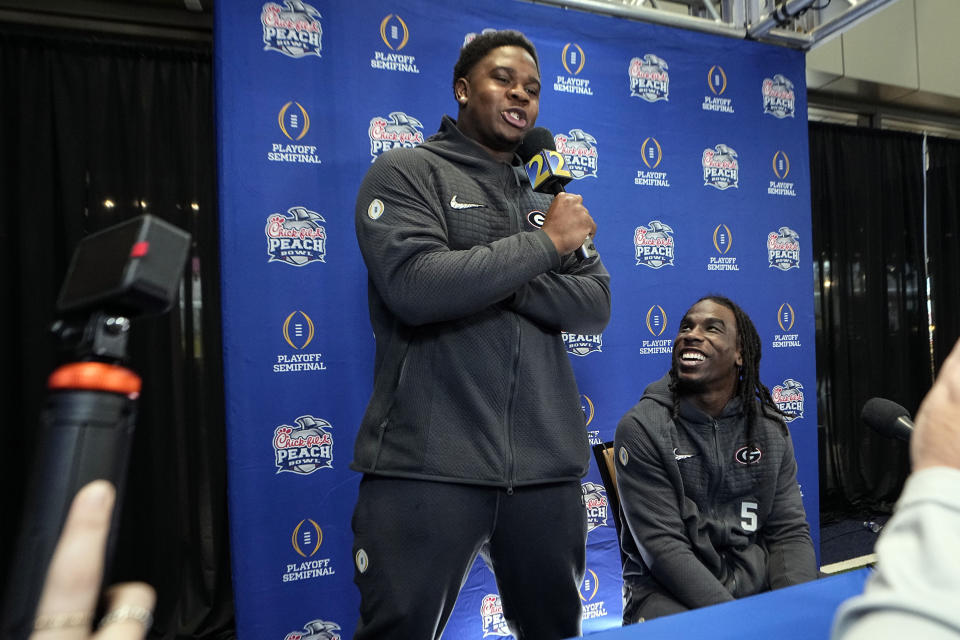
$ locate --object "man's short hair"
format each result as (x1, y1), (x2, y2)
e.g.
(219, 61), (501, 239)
(452, 30), (539, 95)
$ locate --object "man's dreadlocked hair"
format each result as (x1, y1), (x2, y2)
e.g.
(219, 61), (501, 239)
(668, 295), (788, 446)
(451, 30), (539, 100)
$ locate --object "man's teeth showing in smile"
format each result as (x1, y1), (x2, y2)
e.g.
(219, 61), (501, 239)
(503, 110), (525, 126)
(681, 351), (705, 363)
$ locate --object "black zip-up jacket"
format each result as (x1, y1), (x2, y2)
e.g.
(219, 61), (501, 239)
(614, 374), (817, 619)
(351, 116), (611, 488)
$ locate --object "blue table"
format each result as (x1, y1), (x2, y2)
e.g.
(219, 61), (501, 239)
(580, 568), (872, 640)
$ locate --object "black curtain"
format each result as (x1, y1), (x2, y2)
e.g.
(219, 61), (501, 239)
(0, 25), (234, 639)
(927, 136), (960, 371)
(809, 123), (929, 517)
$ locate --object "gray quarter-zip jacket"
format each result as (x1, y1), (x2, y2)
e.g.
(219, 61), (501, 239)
(614, 374), (817, 617)
(352, 116), (611, 488)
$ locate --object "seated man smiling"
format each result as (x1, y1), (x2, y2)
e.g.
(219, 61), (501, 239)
(614, 295), (817, 623)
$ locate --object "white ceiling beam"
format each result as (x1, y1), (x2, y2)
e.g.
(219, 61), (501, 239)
(529, 0), (902, 50)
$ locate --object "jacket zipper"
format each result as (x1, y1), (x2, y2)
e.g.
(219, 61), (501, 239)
(504, 317), (520, 495)
(707, 418), (727, 587)
(503, 165), (522, 495)
(711, 418), (724, 508)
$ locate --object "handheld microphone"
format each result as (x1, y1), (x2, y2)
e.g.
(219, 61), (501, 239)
(517, 127), (598, 261)
(861, 397), (915, 442)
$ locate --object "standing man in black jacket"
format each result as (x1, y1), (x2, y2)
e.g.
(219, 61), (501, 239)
(615, 295), (816, 623)
(351, 30), (611, 640)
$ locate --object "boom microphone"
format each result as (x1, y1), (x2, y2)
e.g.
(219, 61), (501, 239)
(860, 397), (915, 442)
(517, 127), (598, 261)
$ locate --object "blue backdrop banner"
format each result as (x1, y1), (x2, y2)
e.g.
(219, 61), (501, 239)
(215, 1), (818, 638)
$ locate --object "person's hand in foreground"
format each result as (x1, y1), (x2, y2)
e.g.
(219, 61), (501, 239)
(30, 480), (156, 640)
(831, 338), (960, 640)
(911, 337), (960, 472)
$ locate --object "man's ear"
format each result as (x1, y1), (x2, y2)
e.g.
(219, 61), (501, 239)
(454, 77), (468, 104)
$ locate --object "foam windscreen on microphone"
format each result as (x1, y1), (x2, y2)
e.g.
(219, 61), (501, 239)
(517, 126), (557, 162)
(861, 397), (912, 440)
